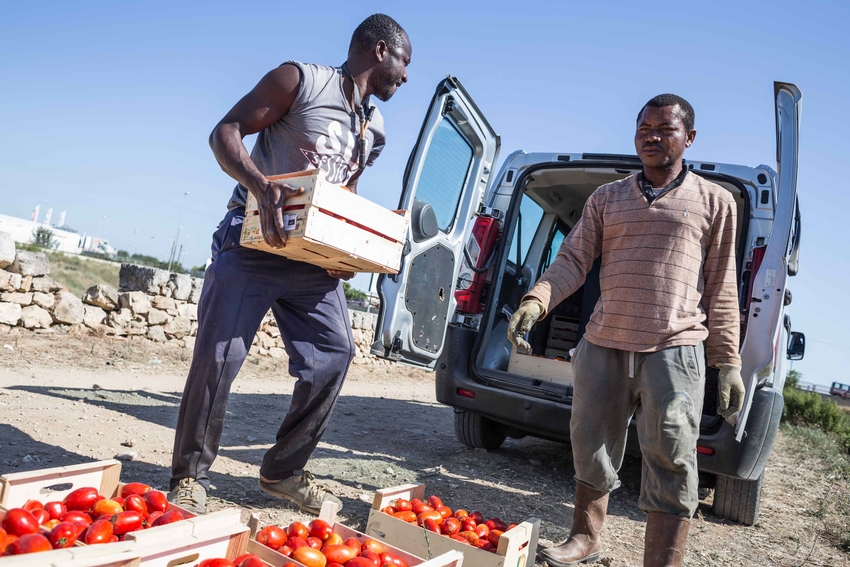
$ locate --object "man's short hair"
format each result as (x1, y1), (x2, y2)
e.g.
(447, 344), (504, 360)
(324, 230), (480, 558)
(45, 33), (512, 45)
(349, 14), (407, 55)
(638, 94), (695, 131)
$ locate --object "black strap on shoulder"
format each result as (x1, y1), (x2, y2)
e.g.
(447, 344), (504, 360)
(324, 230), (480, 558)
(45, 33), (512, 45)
(340, 62), (375, 180)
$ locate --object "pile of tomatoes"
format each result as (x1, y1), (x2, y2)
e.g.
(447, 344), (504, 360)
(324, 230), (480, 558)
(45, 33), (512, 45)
(379, 495), (517, 553)
(0, 482), (186, 556)
(254, 519), (409, 567)
(191, 555), (269, 567)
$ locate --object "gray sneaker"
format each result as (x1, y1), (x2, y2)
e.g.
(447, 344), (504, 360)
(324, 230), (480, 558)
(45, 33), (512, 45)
(258, 470), (342, 515)
(167, 477), (206, 515)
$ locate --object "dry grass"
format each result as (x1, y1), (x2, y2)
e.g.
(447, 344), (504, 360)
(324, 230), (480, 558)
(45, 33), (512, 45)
(43, 251), (120, 297)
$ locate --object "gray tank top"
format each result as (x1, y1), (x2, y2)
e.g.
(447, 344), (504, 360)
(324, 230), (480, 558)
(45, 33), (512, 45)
(227, 60), (386, 210)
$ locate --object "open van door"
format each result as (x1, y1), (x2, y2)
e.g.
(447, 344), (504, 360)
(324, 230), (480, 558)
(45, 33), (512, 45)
(735, 82), (802, 441)
(371, 77), (500, 368)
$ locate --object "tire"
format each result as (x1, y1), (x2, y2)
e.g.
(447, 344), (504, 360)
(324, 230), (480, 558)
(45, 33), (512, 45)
(454, 410), (506, 450)
(712, 472), (764, 525)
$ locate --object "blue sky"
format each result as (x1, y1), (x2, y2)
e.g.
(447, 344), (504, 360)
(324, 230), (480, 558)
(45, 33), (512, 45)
(2, 0), (848, 388)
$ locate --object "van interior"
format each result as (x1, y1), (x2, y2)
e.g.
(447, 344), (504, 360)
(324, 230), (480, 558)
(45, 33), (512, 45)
(473, 165), (747, 429)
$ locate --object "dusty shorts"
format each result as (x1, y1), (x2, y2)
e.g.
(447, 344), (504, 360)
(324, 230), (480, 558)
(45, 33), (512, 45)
(569, 339), (706, 517)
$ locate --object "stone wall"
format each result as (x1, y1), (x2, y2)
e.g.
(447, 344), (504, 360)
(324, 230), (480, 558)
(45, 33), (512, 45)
(0, 233), (383, 364)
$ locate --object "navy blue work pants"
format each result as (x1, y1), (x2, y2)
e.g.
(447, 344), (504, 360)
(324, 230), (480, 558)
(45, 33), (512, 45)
(170, 209), (355, 490)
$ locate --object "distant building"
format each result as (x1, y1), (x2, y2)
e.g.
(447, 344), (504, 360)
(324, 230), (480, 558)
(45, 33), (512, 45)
(0, 213), (83, 254)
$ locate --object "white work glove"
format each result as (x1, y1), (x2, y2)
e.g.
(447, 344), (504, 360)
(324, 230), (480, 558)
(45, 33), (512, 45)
(507, 300), (546, 351)
(717, 365), (745, 423)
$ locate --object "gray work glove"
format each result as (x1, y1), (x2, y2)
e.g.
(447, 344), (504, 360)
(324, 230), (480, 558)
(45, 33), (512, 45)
(507, 300), (546, 351)
(717, 365), (746, 423)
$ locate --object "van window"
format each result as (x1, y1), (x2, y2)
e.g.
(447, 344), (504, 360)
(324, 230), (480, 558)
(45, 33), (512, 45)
(508, 194), (545, 267)
(414, 119), (474, 232)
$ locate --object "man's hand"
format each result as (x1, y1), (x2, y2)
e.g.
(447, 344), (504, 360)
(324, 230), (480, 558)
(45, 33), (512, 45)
(327, 270), (355, 280)
(717, 365), (746, 423)
(253, 180), (303, 248)
(507, 300), (546, 351)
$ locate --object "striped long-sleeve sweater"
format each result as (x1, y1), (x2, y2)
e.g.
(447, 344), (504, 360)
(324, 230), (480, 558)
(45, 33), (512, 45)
(524, 170), (742, 368)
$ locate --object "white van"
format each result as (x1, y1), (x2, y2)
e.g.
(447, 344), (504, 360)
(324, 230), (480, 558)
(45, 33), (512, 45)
(371, 80), (805, 526)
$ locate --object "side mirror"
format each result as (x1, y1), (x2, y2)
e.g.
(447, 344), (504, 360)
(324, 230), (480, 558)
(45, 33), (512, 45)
(787, 331), (805, 361)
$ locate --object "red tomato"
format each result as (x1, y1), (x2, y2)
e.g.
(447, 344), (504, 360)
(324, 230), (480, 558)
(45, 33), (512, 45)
(44, 501), (66, 520)
(380, 552), (408, 567)
(84, 519), (114, 545)
(43, 519), (60, 530)
(381, 506), (396, 515)
(92, 499), (123, 517)
(361, 539), (384, 555)
(48, 521), (78, 549)
(469, 512), (484, 524)
(120, 482), (152, 499)
(485, 518), (508, 532)
(393, 499), (412, 512)
(449, 534), (469, 545)
(392, 511), (416, 523)
(123, 494), (148, 516)
(60, 510), (92, 527)
(257, 525), (287, 550)
(474, 524), (490, 538)
(324, 533), (344, 547)
(441, 517), (461, 535)
(292, 545), (327, 567)
(152, 509), (183, 526)
(22, 499), (44, 512)
(2, 508), (40, 536)
(237, 557), (267, 567)
(309, 518), (334, 541)
(436, 506), (453, 519)
(361, 550), (381, 567)
(458, 531), (479, 546)
(144, 511), (164, 527)
(30, 508), (50, 526)
(143, 491), (168, 514)
(344, 537), (361, 554)
(1, 534), (17, 554)
(461, 518), (477, 532)
(278, 545), (294, 557)
(5, 533), (51, 555)
(409, 498), (423, 507)
(349, 557), (379, 567)
(64, 487), (100, 511)
(109, 511), (143, 535)
(288, 536), (309, 550)
(411, 502), (433, 515)
(508, 523), (518, 530)
(307, 536), (324, 549)
(487, 529), (504, 547)
(453, 509), (469, 520)
(198, 560), (235, 567)
(287, 521), (309, 539)
(423, 518), (440, 533)
(417, 510), (443, 526)
(324, 543), (357, 564)
(427, 496), (443, 509)
(328, 563), (346, 567)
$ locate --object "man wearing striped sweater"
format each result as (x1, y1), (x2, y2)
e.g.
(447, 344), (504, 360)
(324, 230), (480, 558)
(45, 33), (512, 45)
(509, 94), (745, 567)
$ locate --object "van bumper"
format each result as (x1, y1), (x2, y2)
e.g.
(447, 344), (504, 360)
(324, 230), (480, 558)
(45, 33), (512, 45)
(435, 325), (783, 482)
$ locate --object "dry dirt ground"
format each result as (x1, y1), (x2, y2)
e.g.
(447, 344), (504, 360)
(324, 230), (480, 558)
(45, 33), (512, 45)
(0, 327), (847, 567)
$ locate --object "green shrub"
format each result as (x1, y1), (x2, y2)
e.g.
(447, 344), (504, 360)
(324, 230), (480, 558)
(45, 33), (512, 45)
(783, 372), (850, 454)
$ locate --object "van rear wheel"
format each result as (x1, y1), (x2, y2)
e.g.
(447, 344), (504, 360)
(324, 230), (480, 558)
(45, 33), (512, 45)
(454, 410), (506, 450)
(712, 472), (764, 525)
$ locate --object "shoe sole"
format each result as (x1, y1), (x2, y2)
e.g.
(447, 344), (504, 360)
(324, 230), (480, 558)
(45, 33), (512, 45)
(257, 480), (321, 515)
(538, 552), (600, 567)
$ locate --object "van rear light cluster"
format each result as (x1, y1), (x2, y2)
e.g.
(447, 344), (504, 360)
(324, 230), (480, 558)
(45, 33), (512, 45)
(696, 446), (715, 456)
(457, 388), (476, 399)
(455, 216), (500, 314)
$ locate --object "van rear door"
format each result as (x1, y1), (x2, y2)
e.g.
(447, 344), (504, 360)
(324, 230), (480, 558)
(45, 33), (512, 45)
(735, 82), (802, 441)
(371, 77), (500, 369)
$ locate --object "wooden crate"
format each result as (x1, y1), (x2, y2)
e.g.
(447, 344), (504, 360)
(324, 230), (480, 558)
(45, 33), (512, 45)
(240, 169), (410, 274)
(247, 501), (463, 567)
(126, 508), (249, 566)
(507, 347), (574, 386)
(365, 484), (539, 567)
(0, 541), (141, 567)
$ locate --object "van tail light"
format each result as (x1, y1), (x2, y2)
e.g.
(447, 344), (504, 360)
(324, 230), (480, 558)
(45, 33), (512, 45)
(457, 388), (476, 399)
(740, 244), (767, 344)
(696, 446), (714, 456)
(455, 216), (500, 314)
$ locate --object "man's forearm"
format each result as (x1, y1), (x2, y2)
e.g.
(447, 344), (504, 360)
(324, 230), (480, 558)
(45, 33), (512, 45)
(210, 122), (268, 196)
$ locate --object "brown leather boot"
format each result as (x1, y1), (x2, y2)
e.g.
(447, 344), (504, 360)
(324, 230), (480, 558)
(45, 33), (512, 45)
(538, 484), (608, 567)
(643, 512), (690, 567)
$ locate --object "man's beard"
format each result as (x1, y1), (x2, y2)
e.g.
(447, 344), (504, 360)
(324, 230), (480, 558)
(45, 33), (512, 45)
(373, 67), (398, 102)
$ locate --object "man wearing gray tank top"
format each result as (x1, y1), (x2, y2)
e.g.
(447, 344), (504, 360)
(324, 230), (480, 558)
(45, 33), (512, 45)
(167, 14), (411, 515)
